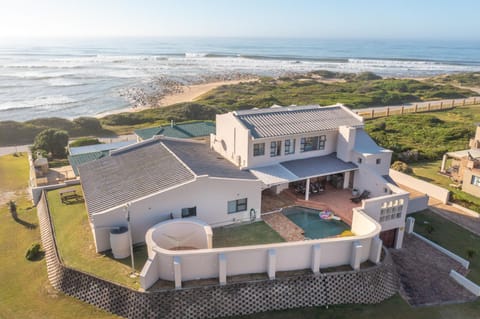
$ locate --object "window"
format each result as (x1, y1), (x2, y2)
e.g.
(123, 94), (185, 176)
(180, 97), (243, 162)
(227, 198), (248, 214)
(376, 158), (381, 165)
(357, 157), (363, 164)
(285, 139), (296, 155)
(181, 206), (197, 218)
(253, 143), (265, 156)
(270, 141), (281, 157)
(471, 175), (480, 187)
(300, 135), (326, 152)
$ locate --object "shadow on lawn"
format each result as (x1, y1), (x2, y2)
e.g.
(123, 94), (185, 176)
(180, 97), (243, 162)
(10, 210), (37, 229)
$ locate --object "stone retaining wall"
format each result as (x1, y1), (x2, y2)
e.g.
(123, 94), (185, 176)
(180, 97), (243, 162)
(37, 192), (399, 319)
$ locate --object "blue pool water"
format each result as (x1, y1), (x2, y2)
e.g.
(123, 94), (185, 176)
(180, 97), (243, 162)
(283, 206), (350, 239)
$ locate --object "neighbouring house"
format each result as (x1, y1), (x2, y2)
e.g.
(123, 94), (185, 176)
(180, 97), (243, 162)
(77, 103), (412, 288)
(441, 123), (480, 197)
(134, 121), (216, 141)
(68, 140), (136, 176)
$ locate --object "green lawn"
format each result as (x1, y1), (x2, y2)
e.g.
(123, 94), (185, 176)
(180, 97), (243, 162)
(413, 210), (480, 283)
(213, 221), (285, 248)
(0, 152), (30, 193)
(0, 154), (116, 319)
(47, 186), (148, 289)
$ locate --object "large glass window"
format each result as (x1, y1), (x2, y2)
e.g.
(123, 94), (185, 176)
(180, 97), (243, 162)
(227, 198), (248, 214)
(300, 135), (326, 152)
(284, 139), (296, 155)
(471, 175), (480, 187)
(253, 143), (265, 156)
(270, 141), (281, 157)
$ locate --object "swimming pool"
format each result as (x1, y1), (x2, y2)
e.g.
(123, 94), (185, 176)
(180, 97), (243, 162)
(282, 206), (350, 239)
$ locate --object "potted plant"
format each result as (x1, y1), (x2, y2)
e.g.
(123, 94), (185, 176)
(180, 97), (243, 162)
(352, 188), (359, 196)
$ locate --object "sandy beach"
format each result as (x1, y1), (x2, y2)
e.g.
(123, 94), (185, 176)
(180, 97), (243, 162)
(96, 78), (257, 118)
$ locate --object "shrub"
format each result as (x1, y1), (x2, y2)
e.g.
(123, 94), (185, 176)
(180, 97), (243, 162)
(33, 128), (69, 158)
(73, 117), (103, 132)
(390, 161), (413, 174)
(466, 248), (476, 259)
(69, 137), (101, 148)
(425, 224), (435, 234)
(25, 243), (41, 261)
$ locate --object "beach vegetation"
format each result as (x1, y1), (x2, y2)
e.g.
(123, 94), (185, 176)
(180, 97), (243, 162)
(69, 137), (101, 148)
(33, 128), (69, 158)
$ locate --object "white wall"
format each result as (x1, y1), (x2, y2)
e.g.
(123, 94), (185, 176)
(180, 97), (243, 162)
(362, 192), (409, 232)
(91, 176), (262, 252)
(246, 130), (339, 169)
(389, 169), (450, 204)
(140, 209), (381, 289)
(210, 113), (251, 168)
(353, 165), (391, 197)
(336, 126), (356, 163)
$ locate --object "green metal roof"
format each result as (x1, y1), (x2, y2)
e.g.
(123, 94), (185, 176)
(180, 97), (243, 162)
(134, 122), (216, 140)
(68, 150), (110, 176)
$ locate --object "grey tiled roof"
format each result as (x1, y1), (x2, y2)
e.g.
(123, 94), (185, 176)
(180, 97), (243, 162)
(78, 139), (195, 215)
(281, 153), (357, 179)
(235, 105), (363, 138)
(162, 139), (257, 180)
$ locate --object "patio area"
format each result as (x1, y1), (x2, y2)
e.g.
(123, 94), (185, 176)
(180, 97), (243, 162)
(261, 185), (361, 242)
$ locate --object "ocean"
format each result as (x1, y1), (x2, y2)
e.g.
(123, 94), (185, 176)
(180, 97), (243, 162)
(1, 37), (480, 121)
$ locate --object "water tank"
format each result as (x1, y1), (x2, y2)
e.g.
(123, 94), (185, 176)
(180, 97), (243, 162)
(110, 227), (130, 259)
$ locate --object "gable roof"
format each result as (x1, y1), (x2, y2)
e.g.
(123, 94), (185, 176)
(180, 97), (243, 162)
(134, 122), (216, 140)
(78, 139), (195, 215)
(162, 139), (257, 180)
(78, 137), (257, 215)
(234, 104), (363, 139)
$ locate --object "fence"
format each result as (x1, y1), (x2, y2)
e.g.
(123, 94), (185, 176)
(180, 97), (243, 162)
(36, 191), (399, 319)
(355, 96), (480, 120)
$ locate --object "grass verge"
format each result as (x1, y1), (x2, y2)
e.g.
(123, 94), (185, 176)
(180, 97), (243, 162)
(47, 185), (148, 289)
(0, 154), (116, 318)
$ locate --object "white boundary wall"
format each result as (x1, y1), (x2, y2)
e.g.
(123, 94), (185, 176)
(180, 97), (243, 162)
(140, 209), (382, 289)
(450, 270), (480, 296)
(389, 169), (450, 204)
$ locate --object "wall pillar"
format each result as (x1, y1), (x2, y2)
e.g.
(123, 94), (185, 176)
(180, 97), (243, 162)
(405, 217), (415, 234)
(440, 154), (448, 173)
(343, 171), (350, 189)
(173, 256), (182, 289)
(369, 236), (383, 264)
(394, 227), (405, 249)
(311, 244), (321, 274)
(350, 241), (363, 270)
(305, 179), (310, 201)
(268, 249), (276, 280)
(218, 253), (227, 285)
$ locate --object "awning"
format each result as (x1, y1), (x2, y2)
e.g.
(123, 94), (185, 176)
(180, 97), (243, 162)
(250, 164), (298, 186)
(250, 153), (358, 187)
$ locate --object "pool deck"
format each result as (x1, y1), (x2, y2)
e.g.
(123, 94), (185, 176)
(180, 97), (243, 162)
(261, 186), (360, 242)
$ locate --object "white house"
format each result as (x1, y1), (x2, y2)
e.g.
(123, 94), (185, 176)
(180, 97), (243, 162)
(78, 103), (408, 255)
(78, 137), (262, 252)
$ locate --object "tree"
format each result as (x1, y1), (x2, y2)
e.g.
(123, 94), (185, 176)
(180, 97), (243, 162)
(33, 128), (69, 158)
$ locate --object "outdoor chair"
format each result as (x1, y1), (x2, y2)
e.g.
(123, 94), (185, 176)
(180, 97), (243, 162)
(350, 190), (370, 203)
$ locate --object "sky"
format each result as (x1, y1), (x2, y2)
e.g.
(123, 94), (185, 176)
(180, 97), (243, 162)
(1, 0), (479, 39)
